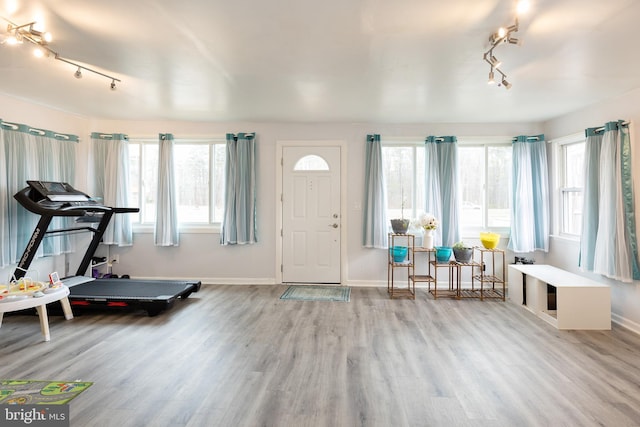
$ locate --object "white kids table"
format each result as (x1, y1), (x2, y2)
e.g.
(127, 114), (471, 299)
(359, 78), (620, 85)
(0, 285), (74, 341)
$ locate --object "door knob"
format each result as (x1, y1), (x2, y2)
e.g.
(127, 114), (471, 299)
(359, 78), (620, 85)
(330, 223), (339, 228)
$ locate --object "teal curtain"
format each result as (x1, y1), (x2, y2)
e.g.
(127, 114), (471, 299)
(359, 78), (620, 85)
(220, 133), (257, 245)
(508, 134), (549, 253)
(155, 133), (179, 246)
(0, 119), (77, 268)
(91, 132), (133, 246)
(424, 136), (460, 246)
(363, 134), (388, 248)
(581, 121), (639, 282)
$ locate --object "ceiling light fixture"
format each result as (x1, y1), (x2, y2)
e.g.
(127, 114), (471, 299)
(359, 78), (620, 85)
(1, 17), (121, 90)
(6, 21), (50, 44)
(483, 0), (530, 89)
(487, 54), (501, 69)
(488, 69), (496, 85)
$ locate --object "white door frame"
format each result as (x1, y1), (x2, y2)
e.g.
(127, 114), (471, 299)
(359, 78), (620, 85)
(275, 140), (348, 285)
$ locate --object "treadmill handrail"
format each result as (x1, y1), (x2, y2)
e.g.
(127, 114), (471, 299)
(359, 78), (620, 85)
(112, 207), (141, 214)
(14, 187), (140, 217)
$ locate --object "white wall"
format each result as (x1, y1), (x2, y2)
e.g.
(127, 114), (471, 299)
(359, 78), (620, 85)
(90, 119), (540, 285)
(543, 87), (640, 333)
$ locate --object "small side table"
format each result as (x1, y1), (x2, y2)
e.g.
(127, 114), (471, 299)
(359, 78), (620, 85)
(0, 285), (74, 341)
(388, 233), (416, 299)
(472, 247), (506, 301)
(455, 259), (482, 299)
(429, 260), (460, 299)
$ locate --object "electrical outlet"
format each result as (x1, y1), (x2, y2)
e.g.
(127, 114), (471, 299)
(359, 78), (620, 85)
(112, 254), (119, 264)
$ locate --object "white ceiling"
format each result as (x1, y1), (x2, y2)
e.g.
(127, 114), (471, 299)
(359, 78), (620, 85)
(1, 0), (639, 123)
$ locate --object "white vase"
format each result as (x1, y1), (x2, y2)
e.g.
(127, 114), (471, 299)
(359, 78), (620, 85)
(423, 229), (434, 249)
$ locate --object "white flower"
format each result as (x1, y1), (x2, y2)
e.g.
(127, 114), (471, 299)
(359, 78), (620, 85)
(418, 213), (438, 230)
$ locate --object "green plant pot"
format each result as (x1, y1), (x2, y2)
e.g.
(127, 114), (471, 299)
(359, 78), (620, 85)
(390, 219), (410, 234)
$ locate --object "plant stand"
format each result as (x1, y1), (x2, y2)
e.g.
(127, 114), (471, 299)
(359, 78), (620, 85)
(387, 233), (415, 299)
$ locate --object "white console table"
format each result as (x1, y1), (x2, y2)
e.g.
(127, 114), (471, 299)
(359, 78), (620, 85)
(508, 264), (611, 330)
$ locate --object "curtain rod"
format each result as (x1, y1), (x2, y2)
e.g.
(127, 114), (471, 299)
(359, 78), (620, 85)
(592, 120), (630, 134)
(0, 121), (19, 130)
(1, 120), (78, 141)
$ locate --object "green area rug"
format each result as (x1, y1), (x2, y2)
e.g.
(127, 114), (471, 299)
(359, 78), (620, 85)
(280, 285), (350, 302)
(0, 380), (92, 405)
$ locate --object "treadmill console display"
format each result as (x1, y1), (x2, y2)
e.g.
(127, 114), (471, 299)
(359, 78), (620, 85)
(26, 180), (89, 202)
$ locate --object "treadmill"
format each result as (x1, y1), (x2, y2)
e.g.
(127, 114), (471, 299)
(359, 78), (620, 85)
(13, 180), (201, 316)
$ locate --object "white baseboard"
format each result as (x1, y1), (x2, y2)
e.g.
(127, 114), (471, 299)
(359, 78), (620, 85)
(346, 280), (386, 288)
(612, 313), (640, 335)
(126, 276), (276, 285)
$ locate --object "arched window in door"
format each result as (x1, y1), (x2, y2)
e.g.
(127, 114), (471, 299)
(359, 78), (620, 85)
(293, 155), (329, 171)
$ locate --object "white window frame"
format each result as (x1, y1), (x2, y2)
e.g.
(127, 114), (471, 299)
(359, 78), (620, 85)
(128, 136), (226, 233)
(381, 138), (425, 224)
(457, 137), (512, 238)
(381, 136), (512, 238)
(551, 132), (585, 240)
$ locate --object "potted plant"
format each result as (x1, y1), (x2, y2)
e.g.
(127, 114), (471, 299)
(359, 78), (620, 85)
(390, 188), (410, 234)
(452, 241), (473, 263)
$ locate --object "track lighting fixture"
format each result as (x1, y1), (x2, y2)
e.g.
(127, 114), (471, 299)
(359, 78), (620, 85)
(483, 0), (531, 89)
(5, 21), (51, 45)
(1, 16), (121, 90)
(488, 66), (511, 90)
(507, 37), (521, 46)
(488, 70), (496, 85)
(488, 54), (501, 69)
(29, 27), (52, 44)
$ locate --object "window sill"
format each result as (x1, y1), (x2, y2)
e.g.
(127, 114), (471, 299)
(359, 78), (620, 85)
(133, 224), (221, 234)
(550, 234), (580, 243)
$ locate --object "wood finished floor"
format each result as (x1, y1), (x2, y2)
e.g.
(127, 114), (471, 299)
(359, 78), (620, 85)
(1, 285), (640, 427)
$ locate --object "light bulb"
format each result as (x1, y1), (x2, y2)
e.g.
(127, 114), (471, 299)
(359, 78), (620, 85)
(517, 0), (531, 15)
(74, 68), (82, 79)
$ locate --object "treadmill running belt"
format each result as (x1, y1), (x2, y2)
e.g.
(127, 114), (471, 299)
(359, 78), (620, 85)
(69, 279), (197, 300)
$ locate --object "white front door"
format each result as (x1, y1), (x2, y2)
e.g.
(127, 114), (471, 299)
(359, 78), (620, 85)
(282, 146), (341, 283)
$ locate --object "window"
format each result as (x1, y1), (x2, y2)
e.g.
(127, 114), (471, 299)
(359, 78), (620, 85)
(382, 143), (425, 221)
(128, 138), (226, 227)
(294, 155), (329, 171)
(458, 141), (512, 232)
(382, 138), (511, 235)
(557, 137), (585, 236)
